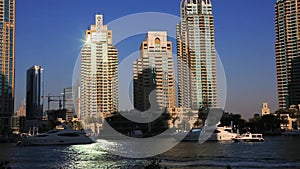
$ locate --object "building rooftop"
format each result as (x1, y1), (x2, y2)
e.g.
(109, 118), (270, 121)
(181, 0), (211, 8)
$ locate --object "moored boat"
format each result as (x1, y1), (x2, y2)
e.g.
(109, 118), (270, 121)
(176, 126), (239, 142)
(204, 126), (239, 141)
(232, 132), (264, 142)
(18, 128), (94, 146)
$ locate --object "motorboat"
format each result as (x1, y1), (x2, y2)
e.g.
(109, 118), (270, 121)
(204, 126), (239, 141)
(17, 128), (94, 146)
(176, 126), (238, 142)
(232, 132), (264, 142)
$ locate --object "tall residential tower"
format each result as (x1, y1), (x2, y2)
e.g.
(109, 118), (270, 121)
(133, 32), (176, 111)
(81, 15), (118, 118)
(0, 0), (15, 135)
(177, 0), (218, 110)
(26, 66), (44, 128)
(275, 0), (300, 109)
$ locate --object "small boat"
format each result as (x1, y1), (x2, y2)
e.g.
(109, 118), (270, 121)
(18, 128), (94, 146)
(232, 132), (264, 142)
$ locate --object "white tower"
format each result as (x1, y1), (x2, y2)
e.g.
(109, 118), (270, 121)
(261, 102), (271, 116)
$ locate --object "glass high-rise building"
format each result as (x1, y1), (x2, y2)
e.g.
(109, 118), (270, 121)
(177, 0), (218, 110)
(133, 32), (176, 111)
(0, 0), (15, 135)
(81, 15), (118, 118)
(63, 86), (74, 112)
(26, 66), (44, 121)
(275, 0), (300, 109)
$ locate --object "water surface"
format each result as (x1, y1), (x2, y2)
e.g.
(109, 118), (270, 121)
(1, 136), (300, 169)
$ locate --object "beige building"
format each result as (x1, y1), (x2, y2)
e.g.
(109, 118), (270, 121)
(81, 15), (118, 119)
(261, 102), (271, 116)
(275, 0), (300, 109)
(177, 0), (218, 110)
(133, 31), (176, 112)
(278, 113), (297, 130)
(168, 107), (198, 131)
(16, 103), (26, 117)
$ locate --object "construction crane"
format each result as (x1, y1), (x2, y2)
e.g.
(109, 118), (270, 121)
(44, 93), (65, 111)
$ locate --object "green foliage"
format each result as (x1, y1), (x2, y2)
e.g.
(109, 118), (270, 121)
(193, 119), (202, 128)
(198, 107), (208, 122)
(247, 114), (280, 132)
(220, 112), (246, 129)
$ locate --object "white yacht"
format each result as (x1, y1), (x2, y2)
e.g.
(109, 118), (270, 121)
(232, 132), (264, 142)
(205, 126), (239, 141)
(18, 128), (94, 146)
(177, 126), (238, 142)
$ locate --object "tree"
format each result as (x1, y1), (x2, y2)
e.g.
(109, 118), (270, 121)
(275, 109), (288, 114)
(193, 119), (202, 128)
(198, 107), (208, 122)
(261, 114), (280, 132)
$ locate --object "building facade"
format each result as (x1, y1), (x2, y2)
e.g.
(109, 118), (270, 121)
(261, 102), (271, 116)
(81, 15), (118, 119)
(275, 0), (300, 109)
(26, 66), (44, 128)
(177, 0), (218, 110)
(0, 0), (15, 135)
(16, 101), (26, 117)
(63, 87), (74, 112)
(133, 32), (176, 111)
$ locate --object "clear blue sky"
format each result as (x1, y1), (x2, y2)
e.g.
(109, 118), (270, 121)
(16, 0), (277, 119)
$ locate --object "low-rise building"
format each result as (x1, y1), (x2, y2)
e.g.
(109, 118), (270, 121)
(278, 113), (298, 130)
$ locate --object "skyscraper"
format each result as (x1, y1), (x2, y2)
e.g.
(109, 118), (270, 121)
(177, 0), (218, 110)
(133, 32), (176, 111)
(0, 0), (15, 135)
(275, 0), (300, 109)
(63, 86), (74, 112)
(81, 15), (118, 118)
(26, 66), (44, 127)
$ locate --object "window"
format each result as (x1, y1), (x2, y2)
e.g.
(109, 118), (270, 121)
(155, 38), (160, 48)
(35, 134), (49, 137)
(58, 133), (80, 137)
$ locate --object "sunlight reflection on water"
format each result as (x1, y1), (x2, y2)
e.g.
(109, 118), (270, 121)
(2, 137), (300, 169)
